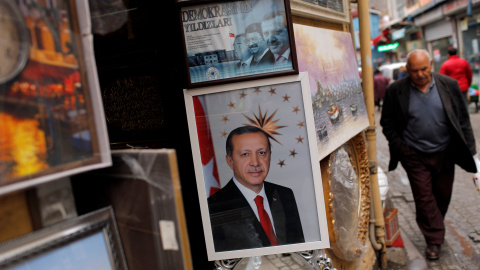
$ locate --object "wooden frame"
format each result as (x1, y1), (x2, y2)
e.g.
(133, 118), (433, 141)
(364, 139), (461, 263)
(0, 0), (111, 195)
(179, 0), (299, 88)
(184, 72), (329, 260)
(0, 206), (128, 269)
(290, 0), (351, 24)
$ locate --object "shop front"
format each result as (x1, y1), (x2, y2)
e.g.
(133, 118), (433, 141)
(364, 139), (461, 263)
(0, 0), (386, 269)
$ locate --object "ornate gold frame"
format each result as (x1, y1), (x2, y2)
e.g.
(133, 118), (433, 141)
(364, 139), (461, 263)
(320, 132), (370, 261)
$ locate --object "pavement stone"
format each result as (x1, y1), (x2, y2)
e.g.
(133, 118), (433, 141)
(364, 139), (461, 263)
(376, 107), (480, 270)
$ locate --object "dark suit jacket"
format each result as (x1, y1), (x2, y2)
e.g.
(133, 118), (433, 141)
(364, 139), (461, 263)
(207, 180), (305, 252)
(250, 49), (275, 66)
(380, 73), (477, 173)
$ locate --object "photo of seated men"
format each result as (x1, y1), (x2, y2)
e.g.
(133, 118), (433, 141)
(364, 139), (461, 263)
(208, 126), (305, 252)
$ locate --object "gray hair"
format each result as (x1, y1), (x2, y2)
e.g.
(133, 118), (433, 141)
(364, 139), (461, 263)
(406, 49), (431, 68)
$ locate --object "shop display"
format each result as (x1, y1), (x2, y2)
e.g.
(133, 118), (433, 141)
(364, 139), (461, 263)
(0, 0), (111, 195)
(72, 149), (193, 270)
(293, 24), (369, 161)
(320, 133), (370, 261)
(179, 0), (298, 87)
(0, 206), (128, 270)
(215, 250), (335, 269)
(184, 72), (329, 260)
(0, 191), (34, 243)
(290, 0), (350, 23)
(27, 177), (78, 229)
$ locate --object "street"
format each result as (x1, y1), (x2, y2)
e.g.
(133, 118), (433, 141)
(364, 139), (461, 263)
(375, 104), (480, 270)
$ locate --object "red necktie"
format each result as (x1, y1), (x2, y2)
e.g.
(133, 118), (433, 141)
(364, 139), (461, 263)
(254, 195), (278, 246)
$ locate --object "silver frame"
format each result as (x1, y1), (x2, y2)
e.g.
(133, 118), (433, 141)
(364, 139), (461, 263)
(0, 207), (128, 270)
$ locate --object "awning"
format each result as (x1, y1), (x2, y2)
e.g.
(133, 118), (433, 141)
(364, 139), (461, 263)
(379, 18), (414, 32)
(408, 0), (447, 18)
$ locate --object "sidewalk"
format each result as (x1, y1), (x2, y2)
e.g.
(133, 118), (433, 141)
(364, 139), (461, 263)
(375, 106), (480, 270)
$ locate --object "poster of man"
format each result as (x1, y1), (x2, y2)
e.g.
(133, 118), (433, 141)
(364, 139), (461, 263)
(184, 73), (329, 260)
(180, 0), (297, 86)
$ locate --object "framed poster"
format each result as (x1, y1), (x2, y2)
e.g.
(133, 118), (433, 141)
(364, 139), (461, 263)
(184, 72), (329, 260)
(0, 0), (111, 195)
(293, 24), (369, 161)
(290, 0), (350, 24)
(179, 0), (298, 88)
(0, 207), (128, 270)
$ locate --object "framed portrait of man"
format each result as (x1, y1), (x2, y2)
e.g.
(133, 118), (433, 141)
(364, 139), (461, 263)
(179, 0), (299, 88)
(184, 72), (329, 260)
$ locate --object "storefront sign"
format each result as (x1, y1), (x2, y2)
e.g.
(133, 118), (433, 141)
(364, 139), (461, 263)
(392, 28), (405, 41)
(406, 40), (424, 51)
(378, 43), (399, 52)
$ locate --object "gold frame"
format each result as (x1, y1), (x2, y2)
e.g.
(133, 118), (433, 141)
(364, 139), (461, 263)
(320, 132), (370, 261)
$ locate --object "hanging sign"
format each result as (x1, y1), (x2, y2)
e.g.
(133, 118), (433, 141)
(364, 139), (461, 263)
(377, 43), (399, 52)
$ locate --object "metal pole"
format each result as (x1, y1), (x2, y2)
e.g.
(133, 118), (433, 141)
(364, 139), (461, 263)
(357, 0), (387, 269)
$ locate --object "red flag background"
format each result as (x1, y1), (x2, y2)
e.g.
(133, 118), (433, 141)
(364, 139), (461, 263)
(193, 96), (220, 196)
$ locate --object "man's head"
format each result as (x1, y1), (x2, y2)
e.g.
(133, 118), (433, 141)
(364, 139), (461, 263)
(226, 126), (271, 193)
(448, 47), (458, 56)
(245, 23), (267, 57)
(406, 49), (433, 89)
(233, 34), (251, 62)
(261, 11), (289, 56)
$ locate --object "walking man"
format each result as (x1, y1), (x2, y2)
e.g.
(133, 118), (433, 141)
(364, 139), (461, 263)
(380, 49), (477, 260)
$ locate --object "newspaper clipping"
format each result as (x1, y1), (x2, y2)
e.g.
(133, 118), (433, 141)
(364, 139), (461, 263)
(181, 0), (294, 84)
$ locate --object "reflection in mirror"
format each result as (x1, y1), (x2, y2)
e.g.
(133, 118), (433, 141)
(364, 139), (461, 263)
(328, 144), (364, 261)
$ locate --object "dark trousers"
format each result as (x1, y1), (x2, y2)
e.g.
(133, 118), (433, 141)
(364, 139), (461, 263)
(399, 144), (455, 245)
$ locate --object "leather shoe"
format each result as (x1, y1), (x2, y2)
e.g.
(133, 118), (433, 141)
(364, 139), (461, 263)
(425, 244), (441, 260)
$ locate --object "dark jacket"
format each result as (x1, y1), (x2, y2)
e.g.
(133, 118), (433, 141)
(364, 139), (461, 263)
(250, 49), (275, 66)
(208, 180), (305, 252)
(380, 73), (477, 173)
(374, 73), (389, 99)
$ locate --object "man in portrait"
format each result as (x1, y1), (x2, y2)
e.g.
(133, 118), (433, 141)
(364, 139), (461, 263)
(261, 11), (291, 65)
(207, 126), (305, 252)
(244, 23), (275, 66)
(233, 34), (252, 68)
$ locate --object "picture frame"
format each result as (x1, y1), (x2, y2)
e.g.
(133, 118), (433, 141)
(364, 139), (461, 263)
(179, 0), (299, 88)
(71, 149), (194, 270)
(0, 0), (111, 195)
(290, 0), (350, 24)
(0, 206), (128, 269)
(293, 24), (369, 161)
(184, 72), (329, 260)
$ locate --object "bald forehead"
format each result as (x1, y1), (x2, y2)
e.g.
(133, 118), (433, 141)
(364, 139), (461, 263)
(407, 51), (429, 66)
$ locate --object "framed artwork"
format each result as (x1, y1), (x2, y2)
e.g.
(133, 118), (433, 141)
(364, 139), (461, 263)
(72, 149), (194, 270)
(184, 72), (329, 260)
(0, 0), (111, 195)
(0, 206), (128, 270)
(320, 133), (370, 261)
(179, 0), (298, 88)
(290, 0), (350, 24)
(293, 24), (369, 161)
